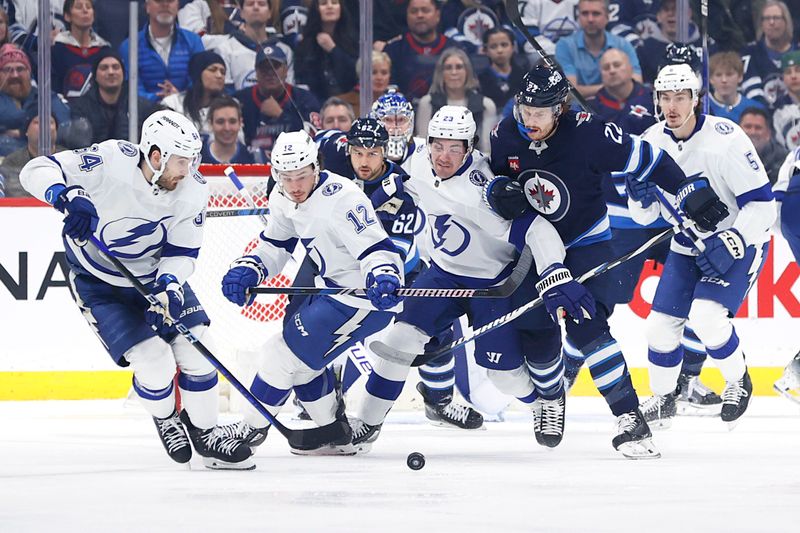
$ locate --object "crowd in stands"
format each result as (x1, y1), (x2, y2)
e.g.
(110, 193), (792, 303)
(2, 0), (800, 197)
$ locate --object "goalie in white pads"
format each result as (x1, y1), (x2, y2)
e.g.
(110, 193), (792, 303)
(630, 64), (776, 429)
(19, 110), (254, 470)
(220, 130), (405, 455)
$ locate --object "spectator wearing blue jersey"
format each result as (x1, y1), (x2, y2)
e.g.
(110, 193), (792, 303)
(119, 0), (205, 103)
(478, 26), (529, 111)
(51, 0), (110, 100)
(590, 48), (655, 135)
(741, 1), (796, 107)
(555, 0), (642, 98)
(708, 51), (766, 124)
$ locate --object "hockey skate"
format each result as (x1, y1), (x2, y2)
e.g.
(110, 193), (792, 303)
(676, 373), (722, 416)
(612, 409), (661, 460)
(289, 400), (356, 456)
(773, 352), (800, 405)
(532, 391), (566, 448)
(179, 410), (255, 470)
(720, 369), (753, 430)
(350, 418), (383, 454)
(640, 390), (678, 430)
(153, 409), (192, 464)
(217, 420), (269, 448)
(416, 383), (484, 430)
(293, 396), (312, 421)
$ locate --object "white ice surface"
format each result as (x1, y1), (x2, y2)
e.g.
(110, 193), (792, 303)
(1, 398), (798, 533)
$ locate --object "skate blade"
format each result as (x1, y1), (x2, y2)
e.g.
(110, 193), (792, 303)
(677, 402), (722, 417)
(201, 457), (256, 470)
(647, 418), (673, 431)
(773, 382), (800, 405)
(290, 443), (358, 456)
(426, 419), (487, 431)
(616, 438), (661, 460)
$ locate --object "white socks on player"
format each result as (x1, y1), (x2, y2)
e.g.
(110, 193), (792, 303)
(126, 336), (180, 419)
(487, 365), (536, 401)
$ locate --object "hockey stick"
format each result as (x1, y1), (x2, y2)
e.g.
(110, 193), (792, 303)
(248, 246), (532, 298)
(206, 207), (270, 218)
(87, 236), (348, 449)
(223, 166), (269, 226)
(700, 0), (710, 114)
(372, 225), (680, 366)
(504, 0), (596, 114)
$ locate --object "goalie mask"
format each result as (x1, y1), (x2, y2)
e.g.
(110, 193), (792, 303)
(370, 88), (415, 161)
(139, 110), (202, 195)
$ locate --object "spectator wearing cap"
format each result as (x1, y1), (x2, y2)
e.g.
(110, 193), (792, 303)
(70, 49), (158, 144)
(234, 44), (320, 163)
(295, 0), (358, 102)
(51, 0), (110, 100)
(201, 0), (295, 91)
(162, 50), (226, 136)
(0, 113), (66, 197)
(0, 43), (71, 156)
(772, 49), (800, 149)
(555, 0), (642, 98)
(740, 107), (788, 186)
(200, 95), (254, 164)
(708, 51), (766, 124)
(119, 0), (205, 103)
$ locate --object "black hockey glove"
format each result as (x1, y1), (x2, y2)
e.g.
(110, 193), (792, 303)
(676, 177), (729, 233)
(483, 176), (530, 220)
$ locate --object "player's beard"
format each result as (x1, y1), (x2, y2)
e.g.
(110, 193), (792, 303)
(157, 173), (183, 191)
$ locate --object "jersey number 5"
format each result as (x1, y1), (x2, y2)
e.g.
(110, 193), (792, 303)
(78, 154), (103, 172)
(346, 204), (377, 233)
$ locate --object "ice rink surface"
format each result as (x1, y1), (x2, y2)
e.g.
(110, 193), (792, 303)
(1, 398), (798, 533)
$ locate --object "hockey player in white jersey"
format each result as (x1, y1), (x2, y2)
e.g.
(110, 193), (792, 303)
(770, 148), (800, 404)
(220, 130), (405, 455)
(630, 64), (776, 428)
(350, 105), (595, 451)
(19, 110), (254, 469)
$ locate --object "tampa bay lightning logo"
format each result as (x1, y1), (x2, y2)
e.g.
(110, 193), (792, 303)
(714, 122), (734, 135)
(117, 141), (138, 157)
(101, 216), (171, 259)
(431, 214), (471, 256)
(520, 169), (571, 221)
(469, 169), (488, 186)
(322, 182), (343, 196)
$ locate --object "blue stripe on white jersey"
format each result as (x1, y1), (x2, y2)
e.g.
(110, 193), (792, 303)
(736, 182), (775, 207)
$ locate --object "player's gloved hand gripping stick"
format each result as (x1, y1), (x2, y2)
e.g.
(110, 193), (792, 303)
(87, 235), (350, 449)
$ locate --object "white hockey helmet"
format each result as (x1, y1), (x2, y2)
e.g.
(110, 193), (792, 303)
(653, 63), (701, 118)
(139, 110), (202, 194)
(270, 130), (320, 196)
(427, 105), (477, 168)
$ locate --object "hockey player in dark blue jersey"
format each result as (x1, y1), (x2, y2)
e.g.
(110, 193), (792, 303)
(485, 64), (728, 458)
(318, 118), (485, 430)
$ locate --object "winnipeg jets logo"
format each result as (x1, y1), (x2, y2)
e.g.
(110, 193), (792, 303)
(629, 104), (651, 118)
(431, 214), (471, 256)
(521, 169), (570, 221)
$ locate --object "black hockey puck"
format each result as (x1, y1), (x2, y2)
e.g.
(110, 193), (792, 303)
(407, 452), (425, 470)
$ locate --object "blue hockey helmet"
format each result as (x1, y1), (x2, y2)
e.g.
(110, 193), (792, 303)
(370, 87), (415, 160)
(346, 118), (389, 149)
(516, 64), (570, 108)
(661, 42), (702, 74)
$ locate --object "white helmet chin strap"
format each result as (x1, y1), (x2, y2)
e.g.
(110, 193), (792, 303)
(660, 95), (698, 133)
(143, 152), (167, 195)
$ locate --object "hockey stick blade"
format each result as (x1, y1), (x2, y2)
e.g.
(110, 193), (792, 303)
(206, 207), (270, 218)
(249, 247), (532, 298)
(504, 0), (596, 114)
(87, 236), (348, 448)
(383, 226), (678, 366)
